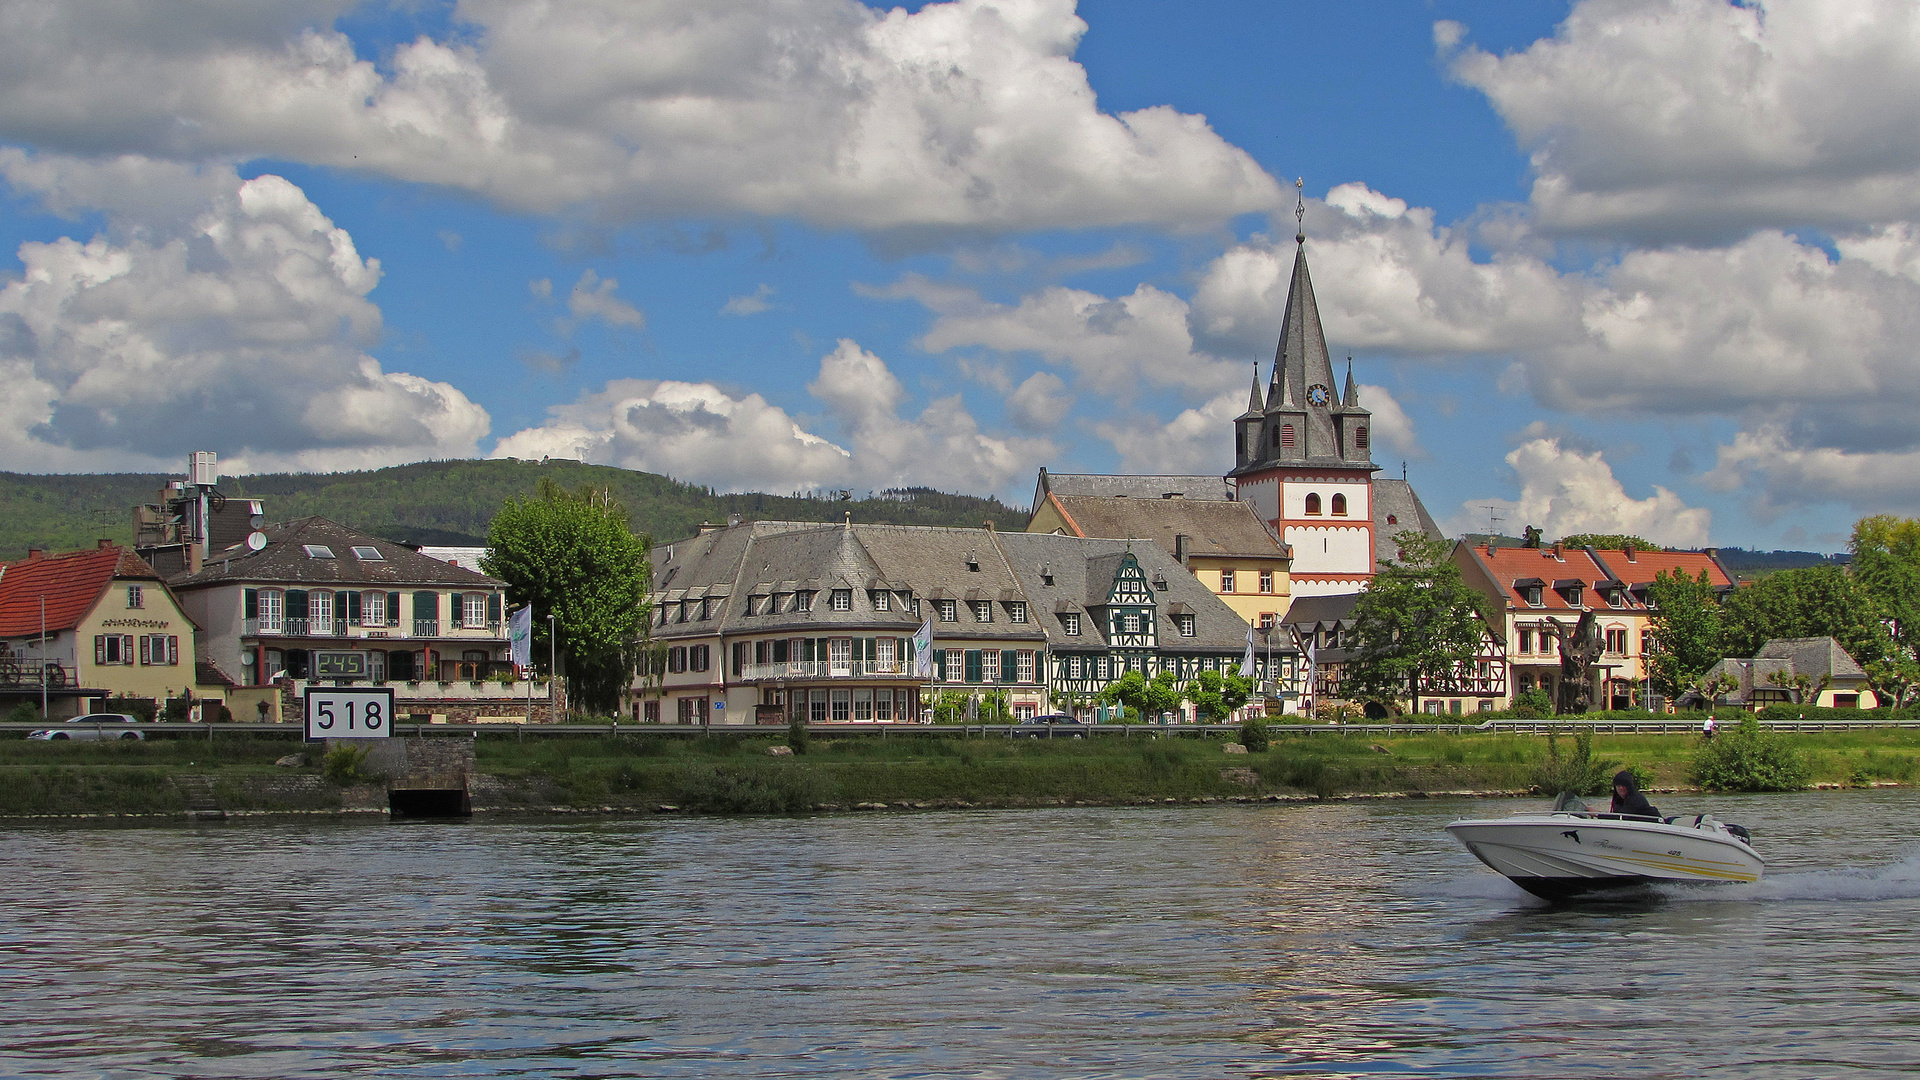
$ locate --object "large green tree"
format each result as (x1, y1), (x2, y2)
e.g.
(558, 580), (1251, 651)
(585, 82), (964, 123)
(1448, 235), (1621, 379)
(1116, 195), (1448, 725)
(1343, 533), (1492, 712)
(1185, 668), (1255, 722)
(482, 479), (652, 715)
(1644, 568), (1725, 698)
(1851, 515), (1920, 651)
(1720, 564), (1892, 671)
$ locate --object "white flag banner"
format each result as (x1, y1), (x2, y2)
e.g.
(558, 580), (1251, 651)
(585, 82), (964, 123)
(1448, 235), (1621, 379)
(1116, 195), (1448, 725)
(1238, 620), (1257, 678)
(509, 604), (534, 668)
(912, 616), (934, 677)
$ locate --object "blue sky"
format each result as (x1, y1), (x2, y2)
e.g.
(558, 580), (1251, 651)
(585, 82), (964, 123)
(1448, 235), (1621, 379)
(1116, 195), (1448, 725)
(3, 0), (1918, 553)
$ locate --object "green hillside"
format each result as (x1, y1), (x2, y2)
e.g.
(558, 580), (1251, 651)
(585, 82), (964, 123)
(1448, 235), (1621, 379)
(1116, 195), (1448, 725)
(0, 459), (1029, 559)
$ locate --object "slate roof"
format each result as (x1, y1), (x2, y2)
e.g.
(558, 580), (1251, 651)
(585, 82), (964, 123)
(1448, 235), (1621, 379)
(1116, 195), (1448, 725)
(1371, 479), (1442, 565)
(1691, 637), (1870, 705)
(169, 517), (504, 590)
(1032, 468), (1230, 512)
(992, 531), (1266, 655)
(1044, 495), (1289, 560)
(1756, 637), (1868, 680)
(1281, 592), (1361, 629)
(0, 545), (165, 637)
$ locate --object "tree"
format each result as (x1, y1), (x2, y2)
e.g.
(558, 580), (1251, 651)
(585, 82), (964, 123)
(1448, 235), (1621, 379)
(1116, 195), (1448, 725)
(1101, 669), (1183, 722)
(1851, 514), (1920, 656)
(1645, 569), (1725, 698)
(1186, 668), (1255, 723)
(1720, 565), (1892, 670)
(1343, 533), (1492, 713)
(1555, 533), (1662, 551)
(482, 479), (652, 716)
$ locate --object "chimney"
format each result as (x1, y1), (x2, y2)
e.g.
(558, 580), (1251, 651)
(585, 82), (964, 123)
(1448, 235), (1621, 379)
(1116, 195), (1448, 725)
(98, 538), (114, 550)
(26, 547), (45, 561)
(984, 520), (995, 531)
(1623, 544), (1637, 562)
(1550, 544), (1562, 560)
(1175, 534), (1190, 565)
(1705, 547), (1719, 559)
(1487, 538), (1499, 555)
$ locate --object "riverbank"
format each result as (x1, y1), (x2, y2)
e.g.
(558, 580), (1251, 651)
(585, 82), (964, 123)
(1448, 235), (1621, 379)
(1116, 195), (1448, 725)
(2, 728), (1916, 818)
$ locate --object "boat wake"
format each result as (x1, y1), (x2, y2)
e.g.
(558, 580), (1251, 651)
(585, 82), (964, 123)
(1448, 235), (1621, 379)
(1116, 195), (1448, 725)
(1668, 846), (1920, 903)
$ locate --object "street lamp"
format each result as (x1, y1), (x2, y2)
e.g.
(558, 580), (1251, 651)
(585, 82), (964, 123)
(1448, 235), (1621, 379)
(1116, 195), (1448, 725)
(548, 612), (560, 724)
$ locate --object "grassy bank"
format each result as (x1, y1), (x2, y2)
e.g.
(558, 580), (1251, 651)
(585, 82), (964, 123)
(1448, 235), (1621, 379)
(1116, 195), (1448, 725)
(2, 728), (1917, 817)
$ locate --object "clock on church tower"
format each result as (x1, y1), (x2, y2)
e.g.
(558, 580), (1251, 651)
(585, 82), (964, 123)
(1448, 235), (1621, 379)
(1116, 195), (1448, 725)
(1306, 383), (1331, 407)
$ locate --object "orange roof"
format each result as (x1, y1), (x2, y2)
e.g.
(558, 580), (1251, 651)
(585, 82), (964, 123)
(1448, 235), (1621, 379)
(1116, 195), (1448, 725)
(0, 545), (162, 638)
(1461, 543), (1611, 612)
(1585, 548), (1734, 589)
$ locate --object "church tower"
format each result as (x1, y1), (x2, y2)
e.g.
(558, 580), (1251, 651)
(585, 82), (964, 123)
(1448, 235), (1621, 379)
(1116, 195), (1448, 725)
(1227, 222), (1379, 596)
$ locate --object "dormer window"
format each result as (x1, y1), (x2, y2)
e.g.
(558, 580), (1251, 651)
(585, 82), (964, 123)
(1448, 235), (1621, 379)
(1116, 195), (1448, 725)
(831, 589), (852, 611)
(1331, 493), (1348, 516)
(938, 599), (958, 622)
(966, 554), (980, 572)
(1565, 586), (1584, 607)
(1177, 614), (1195, 637)
(1008, 602), (1028, 623)
(1061, 612), (1081, 636)
(796, 591), (814, 612)
(1304, 493), (1322, 516)
(972, 600), (993, 623)
(1525, 586), (1543, 607)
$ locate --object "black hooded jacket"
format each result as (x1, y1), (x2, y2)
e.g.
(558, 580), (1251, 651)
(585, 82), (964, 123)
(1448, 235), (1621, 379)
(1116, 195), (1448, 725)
(1610, 770), (1661, 819)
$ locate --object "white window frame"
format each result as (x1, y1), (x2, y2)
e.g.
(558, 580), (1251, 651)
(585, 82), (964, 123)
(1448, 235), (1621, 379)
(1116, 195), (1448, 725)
(1178, 614), (1196, 637)
(258, 589), (284, 632)
(310, 590), (334, 626)
(127, 585), (144, 609)
(831, 589), (853, 612)
(463, 593), (488, 628)
(980, 650), (1000, 683)
(1008, 602), (1027, 624)
(1016, 650), (1035, 683)
(1062, 612), (1081, 636)
(1220, 569), (1235, 593)
(938, 599), (958, 622)
(362, 591), (386, 627)
(972, 600), (993, 623)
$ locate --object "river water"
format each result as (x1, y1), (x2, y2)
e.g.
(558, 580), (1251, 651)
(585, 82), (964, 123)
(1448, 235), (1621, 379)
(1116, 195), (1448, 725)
(4, 790), (1918, 1079)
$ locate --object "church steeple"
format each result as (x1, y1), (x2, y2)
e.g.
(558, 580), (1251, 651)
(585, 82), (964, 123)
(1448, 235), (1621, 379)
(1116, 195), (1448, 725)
(1342, 359), (1359, 407)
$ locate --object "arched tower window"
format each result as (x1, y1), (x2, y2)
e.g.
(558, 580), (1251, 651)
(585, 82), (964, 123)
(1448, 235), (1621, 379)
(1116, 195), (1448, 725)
(1280, 423), (1296, 449)
(1304, 493), (1322, 516)
(1331, 493), (1348, 516)
(1356, 426), (1369, 450)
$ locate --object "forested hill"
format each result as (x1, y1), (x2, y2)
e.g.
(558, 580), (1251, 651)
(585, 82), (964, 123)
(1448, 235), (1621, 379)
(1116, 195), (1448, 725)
(0, 459), (1028, 559)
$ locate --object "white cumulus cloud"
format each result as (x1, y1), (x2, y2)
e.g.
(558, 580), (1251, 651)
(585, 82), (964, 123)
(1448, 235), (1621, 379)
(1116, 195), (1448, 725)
(0, 155), (488, 473)
(0, 0), (1281, 235)
(1454, 437), (1711, 547)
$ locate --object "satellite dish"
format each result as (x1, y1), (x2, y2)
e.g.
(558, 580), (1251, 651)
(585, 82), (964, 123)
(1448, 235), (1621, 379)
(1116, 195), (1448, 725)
(246, 531), (267, 551)
(249, 514), (265, 529)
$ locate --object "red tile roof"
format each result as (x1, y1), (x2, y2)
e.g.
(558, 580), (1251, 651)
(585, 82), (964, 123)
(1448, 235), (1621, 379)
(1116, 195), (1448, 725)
(1463, 544), (1610, 612)
(1585, 549), (1734, 589)
(0, 545), (162, 637)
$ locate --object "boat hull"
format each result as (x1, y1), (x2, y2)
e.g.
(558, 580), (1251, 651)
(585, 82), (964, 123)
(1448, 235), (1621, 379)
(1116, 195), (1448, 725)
(1446, 814), (1764, 898)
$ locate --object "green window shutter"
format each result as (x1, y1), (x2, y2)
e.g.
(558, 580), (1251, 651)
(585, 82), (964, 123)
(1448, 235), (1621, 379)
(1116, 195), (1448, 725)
(285, 590), (308, 620)
(487, 593), (501, 623)
(414, 592), (438, 619)
(965, 650), (983, 683)
(1000, 650), (1017, 684)
(244, 589), (258, 619)
(345, 591), (362, 623)
(387, 592), (401, 625)
(933, 649), (946, 680)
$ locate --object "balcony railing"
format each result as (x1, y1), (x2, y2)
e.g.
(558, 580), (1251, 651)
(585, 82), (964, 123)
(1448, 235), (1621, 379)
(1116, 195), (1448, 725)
(413, 619), (439, 637)
(740, 659), (915, 680)
(242, 618), (500, 640)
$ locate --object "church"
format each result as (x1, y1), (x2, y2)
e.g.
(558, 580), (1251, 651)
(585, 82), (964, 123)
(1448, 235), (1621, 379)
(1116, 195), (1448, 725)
(1029, 221), (1440, 609)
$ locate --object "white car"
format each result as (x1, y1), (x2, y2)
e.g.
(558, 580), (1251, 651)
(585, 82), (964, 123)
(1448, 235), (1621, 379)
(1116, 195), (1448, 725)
(27, 714), (144, 740)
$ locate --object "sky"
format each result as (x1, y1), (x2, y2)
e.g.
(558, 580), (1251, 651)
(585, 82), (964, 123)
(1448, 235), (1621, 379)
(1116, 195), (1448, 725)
(3, 0), (1918, 554)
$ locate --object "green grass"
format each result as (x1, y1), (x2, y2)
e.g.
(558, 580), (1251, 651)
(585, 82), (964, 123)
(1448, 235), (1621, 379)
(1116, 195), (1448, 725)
(3, 727), (1919, 815)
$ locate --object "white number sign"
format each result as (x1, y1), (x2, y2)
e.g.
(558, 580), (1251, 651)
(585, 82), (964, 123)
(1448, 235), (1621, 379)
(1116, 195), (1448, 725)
(304, 687), (395, 739)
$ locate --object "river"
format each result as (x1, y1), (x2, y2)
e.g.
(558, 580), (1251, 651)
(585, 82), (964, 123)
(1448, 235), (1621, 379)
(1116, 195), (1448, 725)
(3, 790), (1918, 1078)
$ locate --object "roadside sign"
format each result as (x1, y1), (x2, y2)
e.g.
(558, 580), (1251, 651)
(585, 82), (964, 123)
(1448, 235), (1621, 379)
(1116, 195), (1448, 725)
(304, 686), (395, 740)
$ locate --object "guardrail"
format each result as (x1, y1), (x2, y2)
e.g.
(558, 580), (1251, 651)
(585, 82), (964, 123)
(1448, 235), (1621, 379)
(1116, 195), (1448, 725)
(3, 717), (1916, 738)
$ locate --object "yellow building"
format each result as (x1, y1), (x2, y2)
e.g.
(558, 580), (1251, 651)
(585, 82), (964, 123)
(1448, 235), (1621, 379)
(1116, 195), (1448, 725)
(1026, 482), (1293, 629)
(0, 542), (232, 718)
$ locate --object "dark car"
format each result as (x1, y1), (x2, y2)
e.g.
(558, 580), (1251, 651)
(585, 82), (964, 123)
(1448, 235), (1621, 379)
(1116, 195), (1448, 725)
(27, 713), (144, 741)
(1012, 714), (1085, 737)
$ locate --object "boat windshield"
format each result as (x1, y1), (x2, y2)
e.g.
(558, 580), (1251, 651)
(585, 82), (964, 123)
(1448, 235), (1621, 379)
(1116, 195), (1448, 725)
(1551, 792), (1592, 813)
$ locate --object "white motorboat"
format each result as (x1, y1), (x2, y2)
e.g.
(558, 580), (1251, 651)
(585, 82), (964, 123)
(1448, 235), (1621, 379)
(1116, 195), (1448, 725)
(1446, 794), (1764, 899)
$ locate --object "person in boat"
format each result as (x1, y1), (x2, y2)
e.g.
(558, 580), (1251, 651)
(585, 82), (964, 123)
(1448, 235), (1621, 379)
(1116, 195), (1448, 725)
(1610, 770), (1662, 820)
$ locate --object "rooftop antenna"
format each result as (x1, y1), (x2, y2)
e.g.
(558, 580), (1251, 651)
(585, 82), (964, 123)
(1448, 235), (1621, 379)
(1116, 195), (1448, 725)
(1483, 504), (1504, 537)
(1294, 178), (1306, 243)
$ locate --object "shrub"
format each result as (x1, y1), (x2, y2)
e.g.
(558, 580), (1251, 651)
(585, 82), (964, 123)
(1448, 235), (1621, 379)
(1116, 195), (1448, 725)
(1531, 727), (1618, 796)
(321, 743), (371, 785)
(8, 701), (40, 723)
(1239, 718), (1270, 753)
(1511, 687), (1552, 718)
(787, 715), (810, 755)
(1691, 715), (1812, 791)
(102, 697), (157, 722)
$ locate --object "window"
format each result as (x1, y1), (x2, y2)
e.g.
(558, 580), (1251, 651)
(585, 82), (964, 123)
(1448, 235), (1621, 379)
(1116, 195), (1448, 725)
(361, 591), (386, 626)
(1259, 612), (1275, 631)
(302, 545), (336, 559)
(94, 634), (133, 665)
(1566, 586), (1584, 607)
(1017, 650), (1035, 683)
(972, 600), (993, 623)
(980, 650), (1000, 683)
(668, 646), (687, 673)
(831, 589), (852, 611)
(1281, 423), (1296, 448)
(677, 697), (708, 723)
(310, 591), (334, 628)
(463, 593), (487, 628)
(351, 546), (384, 560)
(1605, 628), (1628, 655)
(1220, 569), (1235, 593)
(1608, 589), (1625, 608)
(1061, 612), (1081, 636)
(1177, 614), (1196, 637)
(643, 700), (660, 723)
(126, 585), (144, 609)
(258, 589), (284, 632)
(870, 590), (889, 611)
(1519, 629), (1533, 654)
(1386, 514), (1398, 525)
(1525, 586), (1543, 607)
(1121, 613), (1140, 634)
(1356, 426), (1369, 450)
(1008, 602), (1027, 623)
(1331, 493), (1348, 516)
(1304, 493), (1322, 516)
(796, 591), (814, 612)
(138, 634), (178, 665)
(690, 644), (710, 672)
(938, 599), (958, 622)
(1259, 570), (1273, 594)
